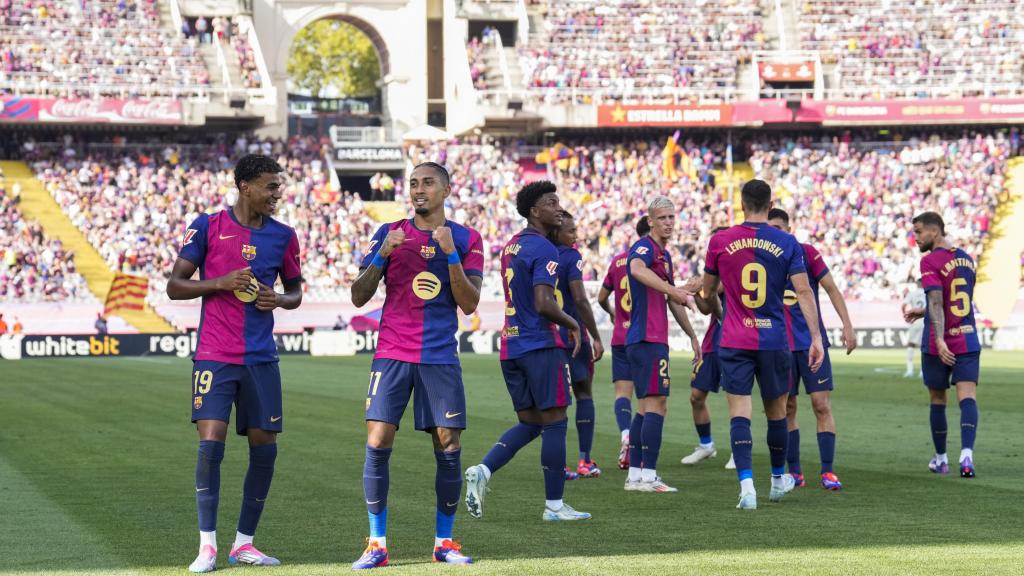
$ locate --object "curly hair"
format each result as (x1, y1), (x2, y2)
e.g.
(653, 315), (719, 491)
(516, 180), (558, 218)
(234, 154), (283, 189)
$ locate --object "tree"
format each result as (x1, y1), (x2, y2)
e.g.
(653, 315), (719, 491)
(287, 20), (381, 98)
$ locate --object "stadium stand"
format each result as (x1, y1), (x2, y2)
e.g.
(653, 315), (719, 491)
(0, 0), (210, 98)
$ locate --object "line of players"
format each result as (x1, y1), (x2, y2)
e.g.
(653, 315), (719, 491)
(169, 156), (982, 572)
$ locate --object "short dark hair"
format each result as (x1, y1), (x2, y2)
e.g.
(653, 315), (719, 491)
(234, 154), (283, 189)
(912, 211), (945, 235)
(635, 216), (651, 236)
(516, 180), (557, 218)
(741, 179), (772, 213)
(413, 161), (450, 185)
(767, 208), (790, 224)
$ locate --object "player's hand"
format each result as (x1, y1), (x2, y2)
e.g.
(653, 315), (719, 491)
(690, 335), (702, 367)
(215, 267), (253, 292)
(378, 229), (406, 258)
(567, 321), (582, 357)
(936, 340), (956, 366)
(667, 286), (690, 305)
(255, 282), (279, 311)
(433, 226), (456, 255)
(681, 276), (702, 293)
(903, 308), (924, 323)
(842, 324), (856, 355)
(808, 338), (825, 373)
(591, 338), (605, 362)
(684, 294), (699, 313)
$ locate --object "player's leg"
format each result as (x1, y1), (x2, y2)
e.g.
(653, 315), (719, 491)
(611, 345), (634, 469)
(534, 352), (589, 520)
(682, 353), (719, 465)
(624, 343), (657, 489)
(786, 394), (803, 486)
(429, 428), (472, 563)
(721, 348), (757, 508)
(760, 350), (795, 503)
(189, 361), (235, 573)
(953, 352), (980, 478)
(229, 362), (283, 567)
(571, 351), (599, 477)
(904, 344), (916, 378)
(922, 353), (952, 474)
(810, 391), (841, 489)
(353, 360), (412, 568)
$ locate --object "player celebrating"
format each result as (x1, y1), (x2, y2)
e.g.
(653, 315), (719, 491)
(348, 162), (483, 569)
(905, 212), (981, 478)
(597, 216), (651, 470)
(902, 278), (926, 378)
(701, 180), (823, 510)
(623, 196), (701, 494)
(681, 227), (731, 468)
(767, 209), (856, 491)
(549, 211), (605, 478)
(167, 155), (302, 573)
(464, 181), (591, 522)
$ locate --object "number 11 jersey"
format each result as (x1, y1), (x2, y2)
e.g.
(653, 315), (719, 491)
(703, 222), (805, 351)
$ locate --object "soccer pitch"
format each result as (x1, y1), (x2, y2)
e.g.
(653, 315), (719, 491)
(1, 351), (1022, 576)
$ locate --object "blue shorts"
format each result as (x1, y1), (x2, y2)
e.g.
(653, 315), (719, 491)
(922, 351), (981, 390)
(501, 347), (572, 412)
(691, 351), (721, 393)
(626, 342), (671, 398)
(611, 345), (632, 382)
(365, 359), (466, 431)
(789, 348), (833, 395)
(568, 342), (594, 383)
(191, 360), (282, 436)
(719, 348), (791, 400)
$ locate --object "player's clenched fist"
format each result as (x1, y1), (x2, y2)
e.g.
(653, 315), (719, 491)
(216, 267), (253, 292)
(432, 226), (456, 255)
(379, 229), (406, 258)
(256, 282), (280, 312)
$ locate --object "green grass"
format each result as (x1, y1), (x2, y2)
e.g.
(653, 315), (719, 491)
(1, 351), (1022, 575)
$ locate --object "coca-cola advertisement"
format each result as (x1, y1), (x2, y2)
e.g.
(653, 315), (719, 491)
(0, 98), (182, 125)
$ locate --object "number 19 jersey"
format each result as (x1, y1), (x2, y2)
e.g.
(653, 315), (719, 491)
(704, 222), (805, 351)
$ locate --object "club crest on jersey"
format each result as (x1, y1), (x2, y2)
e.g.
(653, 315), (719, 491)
(420, 245), (436, 260)
(182, 228), (197, 247)
(194, 396), (203, 410)
(241, 244), (257, 261)
(546, 261), (559, 276)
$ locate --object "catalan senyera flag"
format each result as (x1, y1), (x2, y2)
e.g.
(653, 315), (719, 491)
(103, 273), (149, 316)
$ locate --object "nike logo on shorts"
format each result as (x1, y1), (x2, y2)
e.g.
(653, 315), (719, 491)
(445, 411), (462, 419)
(270, 416), (282, 422)
(818, 378), (830, 384)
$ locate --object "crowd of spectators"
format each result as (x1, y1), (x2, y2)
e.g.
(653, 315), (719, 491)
(519, 0), (769, 104)
(0, 0), (210, 98)
(0, 166), (91, 303)
(799, 0), (1024, 99)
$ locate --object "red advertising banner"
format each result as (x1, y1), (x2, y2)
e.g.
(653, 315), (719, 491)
(0, 97), (181, 124)
(794, 98), (1024, 125)
(758, 62), (815, 82)
(597, 104), (733, 127)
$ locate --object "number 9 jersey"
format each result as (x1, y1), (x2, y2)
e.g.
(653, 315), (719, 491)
(704, 222), (805, 351)
(920, 247), (980, 355)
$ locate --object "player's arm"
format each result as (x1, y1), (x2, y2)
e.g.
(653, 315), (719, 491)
(597, 285), (614, 317)
(820, 272), (856, 354)
(351, 227), (406, 307)
(791, 271), (824, 371)
(166, 257), (252, 300)
(434, 226), (482, 315)
(535, 283), (581, 356)
(629, 258), (690, 304)
(926, 289), (955, 365)
(700, 273), (724, 320)
(569, 278), (604, 361)
(669, 299), (702, 365)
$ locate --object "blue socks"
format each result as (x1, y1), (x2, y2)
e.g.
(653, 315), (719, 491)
(641, 413), (665, 471)
(363, 445), (392, 538)
(614, 397), (632, 433)
(195, 440), (224, 532)
(540, 419), (568, 501)
(959, 398), (978, 450)
(696, 422), (713, 445)
(237, 443), (277, 536)
(767, 418), (788, 476)
(576, 398), (595, 462)
(482, 422), (542, 475)
(930, 404), (948, 454)
(434, 450), (461, 539)
(787, 428), (802, 475)
(628, 413), (644, 468)
(817, 432), (836, 474)
(730, 416), (753, 481)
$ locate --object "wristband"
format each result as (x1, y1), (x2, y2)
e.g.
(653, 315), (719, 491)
(447, 251), (461, 265)
(371, 253), (388, 268)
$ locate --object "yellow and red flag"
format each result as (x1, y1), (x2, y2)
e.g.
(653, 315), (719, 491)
(103, 273), (149, 316)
